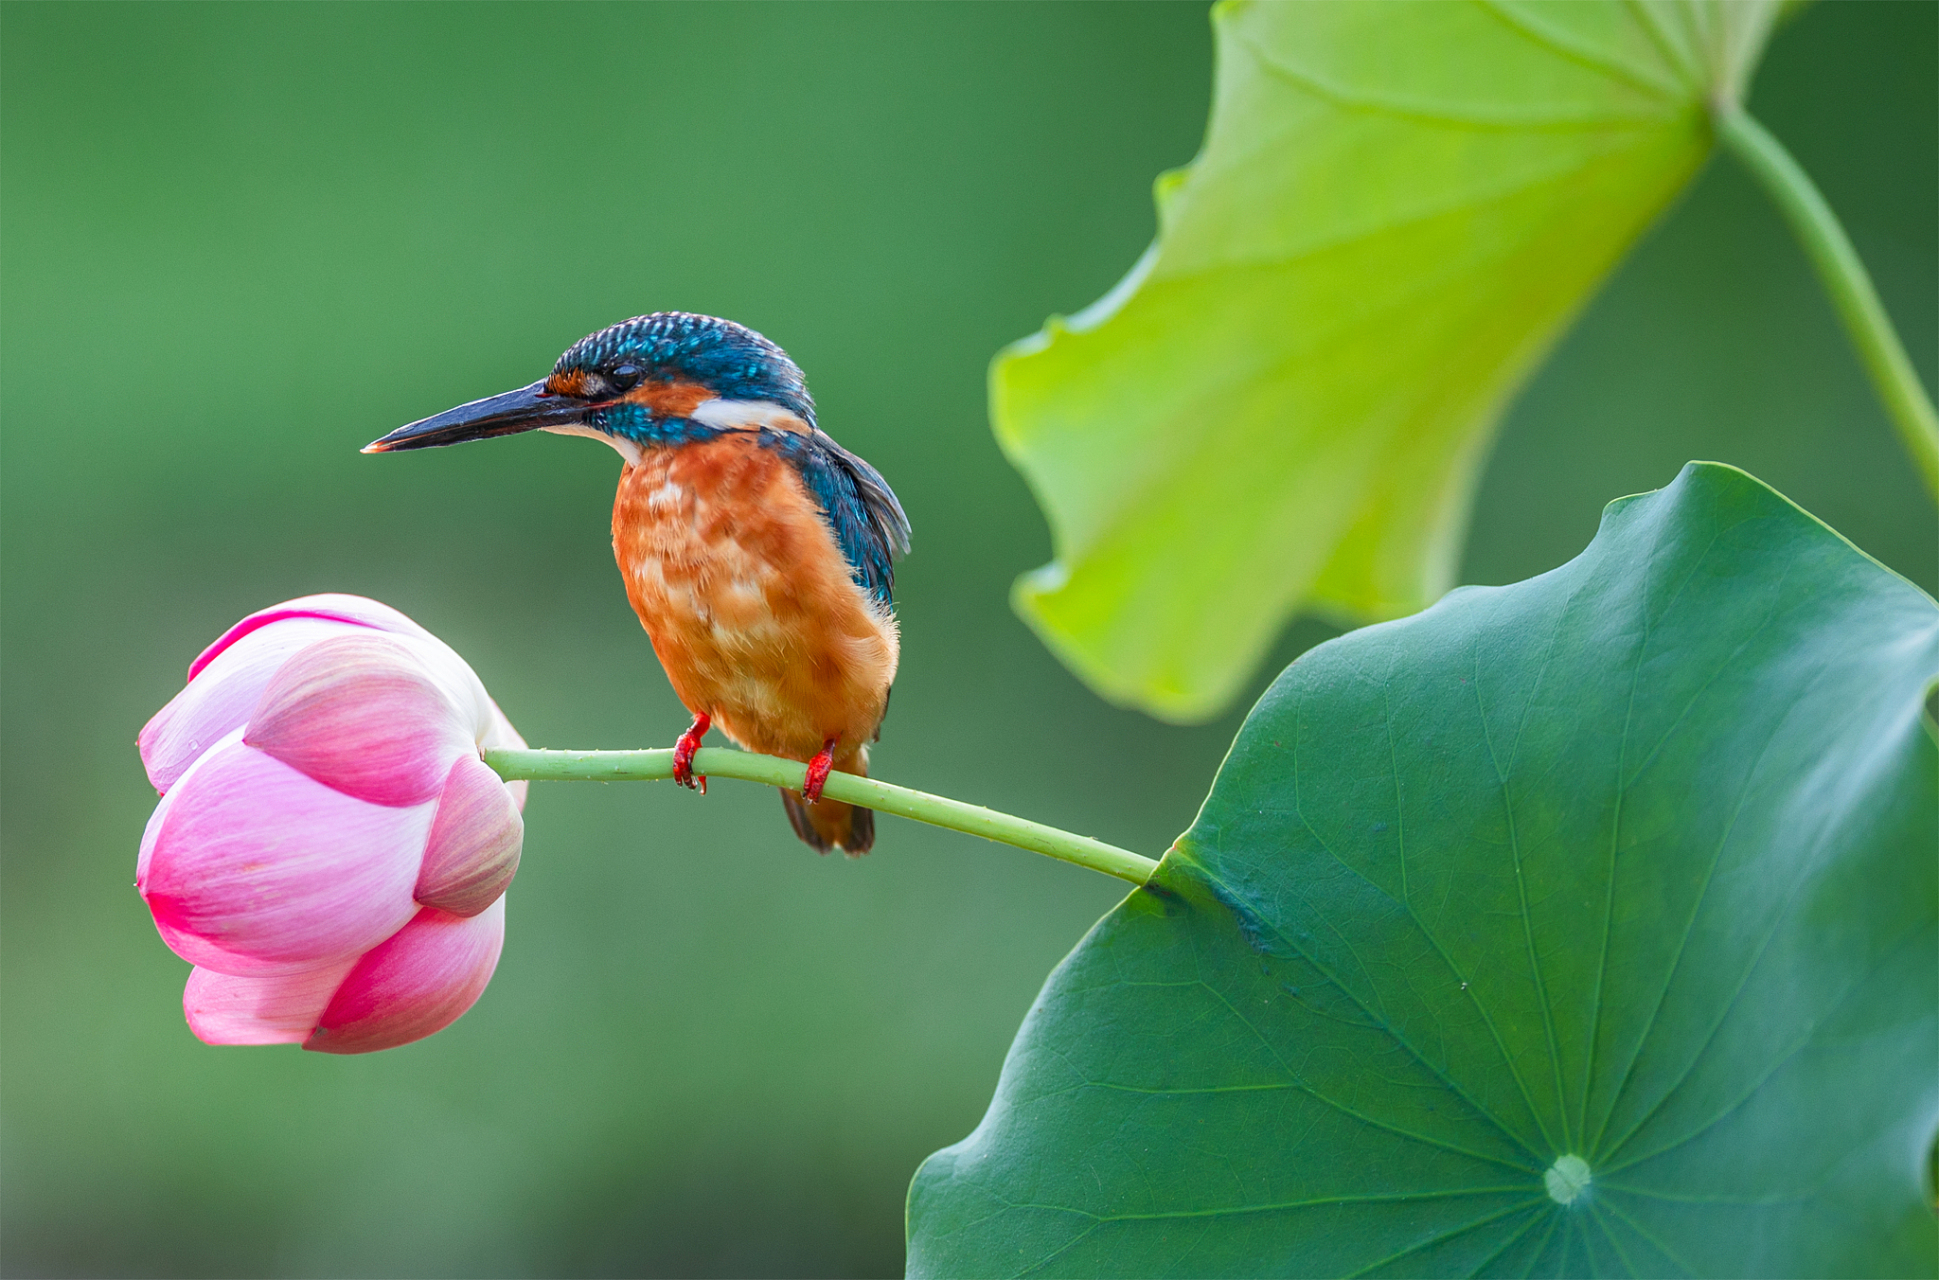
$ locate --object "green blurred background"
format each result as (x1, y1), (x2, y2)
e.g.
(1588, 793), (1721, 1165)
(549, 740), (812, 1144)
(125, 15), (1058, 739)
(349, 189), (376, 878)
(1, 3), (1930, 1276)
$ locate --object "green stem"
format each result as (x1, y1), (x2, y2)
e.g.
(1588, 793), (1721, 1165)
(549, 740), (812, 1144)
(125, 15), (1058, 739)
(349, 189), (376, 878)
(1711, 102), (1939, 503)
(484, 746), (1160, 886)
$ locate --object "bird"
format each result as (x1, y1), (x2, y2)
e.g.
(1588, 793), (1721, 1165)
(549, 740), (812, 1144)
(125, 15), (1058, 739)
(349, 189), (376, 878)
(364, 313), (910, 855)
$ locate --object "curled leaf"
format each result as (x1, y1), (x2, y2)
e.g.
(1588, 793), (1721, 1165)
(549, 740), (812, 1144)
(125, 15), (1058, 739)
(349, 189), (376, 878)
(998, 0), (1785, 720)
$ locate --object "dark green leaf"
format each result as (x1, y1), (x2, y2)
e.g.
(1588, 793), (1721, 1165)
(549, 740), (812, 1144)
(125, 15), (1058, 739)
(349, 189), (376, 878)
(910, 464), (1938, 1277)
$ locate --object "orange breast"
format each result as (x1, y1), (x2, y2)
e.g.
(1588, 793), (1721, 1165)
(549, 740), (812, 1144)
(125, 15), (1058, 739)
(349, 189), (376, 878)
(611, 434), (899, 764)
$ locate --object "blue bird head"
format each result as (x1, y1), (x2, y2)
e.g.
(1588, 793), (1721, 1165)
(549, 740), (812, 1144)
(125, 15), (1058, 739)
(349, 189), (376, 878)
(365, 312), (816, 455)
(368, 311), (911, 607)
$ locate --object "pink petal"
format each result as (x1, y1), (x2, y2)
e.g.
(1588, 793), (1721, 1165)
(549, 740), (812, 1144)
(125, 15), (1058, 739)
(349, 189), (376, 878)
(479, 698), (529, 812)
(137, 765), (186, 887)
(186, 594), (433, 681)
(141, 617), (370, 794)
(305, 899), (506, 1054)
(183, 958), (357, 1045)
(479, 698), (526, 752)
(395, 634), (498, 740)
(243, 634), (471, 807)
(141, 740), (428, 973)
(414, 755), (522, 917)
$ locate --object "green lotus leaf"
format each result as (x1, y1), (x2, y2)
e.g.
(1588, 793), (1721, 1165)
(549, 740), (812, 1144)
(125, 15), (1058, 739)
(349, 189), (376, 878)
(910, 463), (1938, 1277)
(998, 0), (1788, 721)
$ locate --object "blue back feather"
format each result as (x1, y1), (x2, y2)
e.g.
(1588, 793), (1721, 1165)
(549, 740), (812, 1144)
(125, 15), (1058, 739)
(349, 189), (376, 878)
(759, 431), (908, 605)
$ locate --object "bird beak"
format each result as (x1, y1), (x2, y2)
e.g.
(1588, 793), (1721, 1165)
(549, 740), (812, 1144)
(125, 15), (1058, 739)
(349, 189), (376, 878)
(362, 380), (588, 453)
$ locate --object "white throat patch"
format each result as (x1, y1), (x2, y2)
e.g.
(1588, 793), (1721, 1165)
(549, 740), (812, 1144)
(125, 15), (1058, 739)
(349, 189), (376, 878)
(541, 422), (643, 467)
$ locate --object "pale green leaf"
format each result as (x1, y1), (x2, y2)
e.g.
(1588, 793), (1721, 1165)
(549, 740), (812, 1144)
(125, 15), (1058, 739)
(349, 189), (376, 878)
(910, 463), (1939, 1276)
(998, 0), (1786, 721)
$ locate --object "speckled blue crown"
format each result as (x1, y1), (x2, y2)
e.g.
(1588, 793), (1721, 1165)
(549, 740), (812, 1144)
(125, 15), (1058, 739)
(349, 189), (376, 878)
(555, 312), (815, 425)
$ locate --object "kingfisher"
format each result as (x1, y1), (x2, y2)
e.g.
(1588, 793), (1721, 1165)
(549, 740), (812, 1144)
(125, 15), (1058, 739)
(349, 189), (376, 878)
(364, 313), (909, 855)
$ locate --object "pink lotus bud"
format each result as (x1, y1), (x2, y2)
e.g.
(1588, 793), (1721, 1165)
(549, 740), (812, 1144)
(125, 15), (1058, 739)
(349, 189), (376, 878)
(138, 595), (526, 1053)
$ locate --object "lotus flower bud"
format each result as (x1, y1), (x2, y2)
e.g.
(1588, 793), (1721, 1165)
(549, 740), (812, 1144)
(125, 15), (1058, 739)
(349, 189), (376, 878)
(137, 595), (527, 1053)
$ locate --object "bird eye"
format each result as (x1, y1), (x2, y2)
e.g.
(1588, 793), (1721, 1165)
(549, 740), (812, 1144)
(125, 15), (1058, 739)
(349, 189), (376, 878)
(608, 363), (644, 392)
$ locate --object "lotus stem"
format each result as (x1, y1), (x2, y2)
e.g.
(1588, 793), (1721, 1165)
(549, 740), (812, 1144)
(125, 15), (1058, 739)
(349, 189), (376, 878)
(484, 746), (1160, 886)
(1713, 102), (1939, 503)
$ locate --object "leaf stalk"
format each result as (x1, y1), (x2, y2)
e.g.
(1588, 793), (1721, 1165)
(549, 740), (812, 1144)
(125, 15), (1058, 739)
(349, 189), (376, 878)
(1712, 102), (1939, 503)
(483, 746), (1160, 886)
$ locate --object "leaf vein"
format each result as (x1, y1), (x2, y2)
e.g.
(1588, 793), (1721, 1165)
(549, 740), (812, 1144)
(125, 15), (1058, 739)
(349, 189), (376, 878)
(1235, 26), (1678, 132)
(1594, 1193), (1695, 1277)
(1473, 642), (1571, 1152)
(1594, 643), (1840, 1164)
(1271, 684), (1551, 1160)
(1341, 1198), (1548, 1279)
(1587, 1201), (1640, 1278)
(1519, 1212), (1564, 1279)
(1455, 1202), (1551, 1279)
(1192, 981), (1537, 1173)
(1601, 916), (1932, 1177)
(1467, 0), (1683, 100)
(1004, 1185), (1540, 1224)
(1586, 553), (1793, 1153)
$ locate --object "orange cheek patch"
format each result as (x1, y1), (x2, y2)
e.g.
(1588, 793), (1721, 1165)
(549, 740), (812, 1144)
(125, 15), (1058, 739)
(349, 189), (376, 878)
(544, 369), (594, 397)
(623, 380), (713, 417)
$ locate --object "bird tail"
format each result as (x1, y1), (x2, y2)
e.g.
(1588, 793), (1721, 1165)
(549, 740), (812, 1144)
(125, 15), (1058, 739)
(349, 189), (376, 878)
(778, 748), (874, 856)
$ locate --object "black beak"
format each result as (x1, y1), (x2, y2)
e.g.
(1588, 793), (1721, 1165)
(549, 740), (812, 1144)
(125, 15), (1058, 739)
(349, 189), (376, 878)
(362, 380), (589, 453)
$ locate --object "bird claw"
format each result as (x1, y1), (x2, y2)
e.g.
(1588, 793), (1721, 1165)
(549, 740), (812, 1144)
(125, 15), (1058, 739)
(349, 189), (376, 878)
(802, 740), (836, 804)
(673, 712), (710, 794)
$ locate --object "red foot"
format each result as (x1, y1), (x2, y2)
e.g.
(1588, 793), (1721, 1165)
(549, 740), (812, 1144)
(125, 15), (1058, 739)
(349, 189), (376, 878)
(802, 739), (837, 804)
(673, 712), (711, 794)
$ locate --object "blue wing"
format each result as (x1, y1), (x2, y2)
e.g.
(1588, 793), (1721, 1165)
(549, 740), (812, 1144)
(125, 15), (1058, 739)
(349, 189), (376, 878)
(761, 430), (910, 606)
